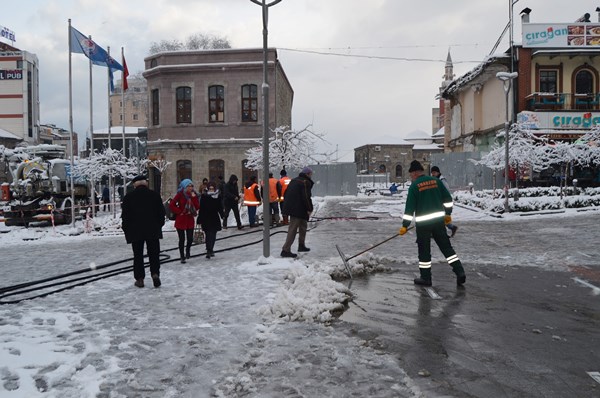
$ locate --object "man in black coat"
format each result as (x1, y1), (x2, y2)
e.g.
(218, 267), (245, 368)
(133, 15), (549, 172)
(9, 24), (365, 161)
(121, 175), (166, 288)
(281, 167), (314, 258)
(222, 174), (243, 230)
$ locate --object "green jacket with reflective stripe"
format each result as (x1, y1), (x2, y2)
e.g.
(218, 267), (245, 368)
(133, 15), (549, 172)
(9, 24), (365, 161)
(402, 174), (453, 228)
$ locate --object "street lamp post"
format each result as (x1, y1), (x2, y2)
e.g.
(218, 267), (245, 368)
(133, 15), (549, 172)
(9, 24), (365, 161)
(496, 71), (518, 213)
(250, 0), (283, 258)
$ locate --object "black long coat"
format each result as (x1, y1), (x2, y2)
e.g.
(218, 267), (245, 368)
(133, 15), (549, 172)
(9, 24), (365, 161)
(121, 185), (166, 243)
(198, 193), (225, 232)
(223, 180), (240, 207)
(282, 173), (314, 220)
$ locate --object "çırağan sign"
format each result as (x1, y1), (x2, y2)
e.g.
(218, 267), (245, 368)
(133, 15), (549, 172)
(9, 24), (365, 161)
(518, 111), (600, 129)
(522, 23), (600, 48)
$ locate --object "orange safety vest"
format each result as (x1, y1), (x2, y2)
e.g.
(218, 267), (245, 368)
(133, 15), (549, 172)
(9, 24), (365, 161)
(243, 183), (260, 206)
(268, 177), (279, 203)
(279, 176), (291, 200)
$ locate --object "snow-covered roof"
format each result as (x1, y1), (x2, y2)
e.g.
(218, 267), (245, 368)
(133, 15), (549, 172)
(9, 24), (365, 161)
(0, 127), (20, 140)
(404, 130), (431, 140)
(441, 54), (509, 98)
(433, 127), (445, 138)
(413, 143), (444, 150)
(93, 127), (146, 136)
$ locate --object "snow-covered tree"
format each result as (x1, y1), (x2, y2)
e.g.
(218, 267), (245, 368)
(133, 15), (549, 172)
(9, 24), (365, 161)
(148, 158), (172, 197)
(479, 123), (547, 172)
(244, 125), (329, 172)
(148, 33), (231, 54)
(73, 148), (147, 181)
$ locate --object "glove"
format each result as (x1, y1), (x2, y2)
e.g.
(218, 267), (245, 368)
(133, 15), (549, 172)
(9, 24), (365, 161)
(399, 227), (408, 236)
(444, 215), (452, 225)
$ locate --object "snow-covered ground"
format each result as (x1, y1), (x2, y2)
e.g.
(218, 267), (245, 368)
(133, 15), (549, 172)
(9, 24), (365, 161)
(0, 193), (598, 397)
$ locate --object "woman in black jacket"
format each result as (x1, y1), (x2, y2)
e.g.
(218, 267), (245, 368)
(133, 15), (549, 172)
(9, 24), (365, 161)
(222, 174), (243, 230)
(197, 182), (225, 258)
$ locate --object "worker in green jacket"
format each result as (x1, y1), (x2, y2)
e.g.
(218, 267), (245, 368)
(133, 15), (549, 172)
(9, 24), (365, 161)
(399, 160), (466, 287)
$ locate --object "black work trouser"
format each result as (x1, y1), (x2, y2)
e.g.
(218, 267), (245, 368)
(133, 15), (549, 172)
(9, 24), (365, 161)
(415, 220), (462, 277)
(131, 239), (160, 280)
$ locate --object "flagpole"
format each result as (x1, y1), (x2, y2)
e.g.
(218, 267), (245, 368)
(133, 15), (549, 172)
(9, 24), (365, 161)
(107, 46), (112, 150)
(121, 47), (126, 157)
(67, 19), (76, 227)
(107, 46), (114, 216)
(89, 35), (96, 217)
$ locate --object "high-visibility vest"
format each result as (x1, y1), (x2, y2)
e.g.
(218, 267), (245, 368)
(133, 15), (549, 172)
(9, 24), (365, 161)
(279, 176), (291, 200)
(268, 178), (279, 203)
(243, 183), (260, 206)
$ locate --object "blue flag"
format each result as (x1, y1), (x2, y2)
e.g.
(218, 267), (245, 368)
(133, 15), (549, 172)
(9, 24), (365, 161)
(70, 26), (123, 71)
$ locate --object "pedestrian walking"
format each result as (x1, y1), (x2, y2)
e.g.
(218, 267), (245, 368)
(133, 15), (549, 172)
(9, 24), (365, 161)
(431, 166), (458, 237)
(121, 175), (166, 288)
(222, 174), (243, 230)
(169, 179), (200, 263)
(102, 185), (110, 211)
(400, 160), (466, 287)
(243, 175), (261, 227)
(198, 181), (225, 259)
(261, 172), (282, 226)
(281, 167), (314, 258)
(279, 169), (291, 225)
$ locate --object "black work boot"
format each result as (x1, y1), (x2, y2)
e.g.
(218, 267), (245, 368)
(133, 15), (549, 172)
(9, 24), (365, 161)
(413, 277), (432, 286)
(298, 245), (310, 252)
(414, 268), (432, 286)
(453, 264), (466, 286)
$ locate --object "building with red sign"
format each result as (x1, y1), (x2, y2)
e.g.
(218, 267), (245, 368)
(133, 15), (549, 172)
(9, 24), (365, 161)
(0, 41), (39, 147)
(438, 8), (600, 187)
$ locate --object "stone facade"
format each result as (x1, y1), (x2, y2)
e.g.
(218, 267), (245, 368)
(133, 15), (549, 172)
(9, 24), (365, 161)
(142, 48), (293, 195)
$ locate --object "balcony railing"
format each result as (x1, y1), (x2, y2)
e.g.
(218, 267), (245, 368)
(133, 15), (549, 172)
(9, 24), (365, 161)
(526, 92), (600, 111)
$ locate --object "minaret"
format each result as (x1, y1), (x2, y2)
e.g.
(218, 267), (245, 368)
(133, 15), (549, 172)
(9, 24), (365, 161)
(439, 49), (454, 151)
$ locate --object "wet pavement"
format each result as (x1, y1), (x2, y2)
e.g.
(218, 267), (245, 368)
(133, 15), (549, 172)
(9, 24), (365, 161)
(320, 197), (600, 398)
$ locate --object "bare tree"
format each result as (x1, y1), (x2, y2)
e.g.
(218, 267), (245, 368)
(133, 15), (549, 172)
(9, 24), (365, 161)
(149, 33), (231, 55)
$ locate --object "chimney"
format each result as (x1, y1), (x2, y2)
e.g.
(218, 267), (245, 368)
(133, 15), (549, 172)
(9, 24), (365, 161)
(521, 7), (531, 23)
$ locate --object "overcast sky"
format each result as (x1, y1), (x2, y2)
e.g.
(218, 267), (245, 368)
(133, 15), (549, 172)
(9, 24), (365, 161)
(2, 0), (599, 161)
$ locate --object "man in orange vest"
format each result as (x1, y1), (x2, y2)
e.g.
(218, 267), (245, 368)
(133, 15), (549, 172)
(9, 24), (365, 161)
(243, 175), (261, 227)
(279, 169), (291, 225)
(261, 172), (282, 226)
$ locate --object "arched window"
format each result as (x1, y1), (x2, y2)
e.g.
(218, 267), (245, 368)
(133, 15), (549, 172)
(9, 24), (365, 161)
(575, 69), (594, 94)
(208, 159), (225, 182)
(241, 84), (258, 122)
(395, 164), (403, 178)
(150, 59), (158, 68)
(176, 160), (192, 183)
(176, 86), (192, 124)
(209, 85), (225, 123)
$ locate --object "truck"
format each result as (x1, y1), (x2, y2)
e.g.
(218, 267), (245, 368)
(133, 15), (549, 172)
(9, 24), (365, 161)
(1, 144), (89, 227)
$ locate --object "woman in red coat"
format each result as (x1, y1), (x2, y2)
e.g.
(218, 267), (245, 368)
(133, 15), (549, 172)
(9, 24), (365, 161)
(169, 179), (200, 263)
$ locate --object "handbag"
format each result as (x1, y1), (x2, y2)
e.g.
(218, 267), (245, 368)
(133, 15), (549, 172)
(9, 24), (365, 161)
(193, 225), (205, 244)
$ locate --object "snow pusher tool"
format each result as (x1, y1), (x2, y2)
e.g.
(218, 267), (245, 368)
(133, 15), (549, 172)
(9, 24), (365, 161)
(336, 227), (413, 279)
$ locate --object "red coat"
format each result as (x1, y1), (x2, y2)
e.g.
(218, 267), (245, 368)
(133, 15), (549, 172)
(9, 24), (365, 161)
(169, 191), (200, 230)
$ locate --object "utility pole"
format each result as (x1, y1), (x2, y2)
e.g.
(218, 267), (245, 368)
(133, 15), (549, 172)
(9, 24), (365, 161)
(249, 0), (283, 258)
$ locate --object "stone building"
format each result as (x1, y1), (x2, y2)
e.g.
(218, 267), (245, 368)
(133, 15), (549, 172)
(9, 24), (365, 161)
(142, 48), (293, 196)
